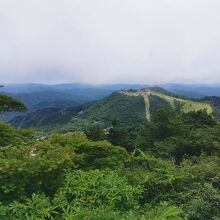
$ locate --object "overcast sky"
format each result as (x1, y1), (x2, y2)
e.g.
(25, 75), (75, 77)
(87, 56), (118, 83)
(0, 0), (220, 84)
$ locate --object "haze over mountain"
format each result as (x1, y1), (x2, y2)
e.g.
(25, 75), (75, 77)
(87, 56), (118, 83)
(2, 83), (220, 99)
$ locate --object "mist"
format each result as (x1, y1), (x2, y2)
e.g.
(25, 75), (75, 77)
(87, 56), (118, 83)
(1, 0), (220, 84)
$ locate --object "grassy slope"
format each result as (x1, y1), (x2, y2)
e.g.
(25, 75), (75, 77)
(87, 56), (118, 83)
(152, 92), (213, 114)
(143, 95), (150, 121)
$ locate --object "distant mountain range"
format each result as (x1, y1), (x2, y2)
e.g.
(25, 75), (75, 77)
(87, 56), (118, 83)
(1, 83), (220, 98)
(0, 83), (148, 93)
(160, 83), (220, 98)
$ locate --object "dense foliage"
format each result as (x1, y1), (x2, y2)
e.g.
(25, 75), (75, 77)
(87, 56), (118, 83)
(1, 93), (220, 219)
(10, 92), (147, 132)
(11, 105), (82, 128)
(0, 93), (27, 114)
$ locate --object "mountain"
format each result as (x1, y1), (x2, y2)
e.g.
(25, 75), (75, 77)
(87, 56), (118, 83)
(161, 83), (220, 98)
(3, 89), (112, 108)
(2, 83), (220, 98)
(0, 97), (79, 122)
(0, 87), (114, 122)
(2, 83), (220, 122)
(11, 105), (82, 128)
(0, 83), (149, 94)
(10, 87), (216, 133)
(0, 83), (152, 109)
(10, 92), (146, 132)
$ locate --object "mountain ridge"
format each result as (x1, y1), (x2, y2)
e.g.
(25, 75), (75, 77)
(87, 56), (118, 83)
(9, 87), (216, 133)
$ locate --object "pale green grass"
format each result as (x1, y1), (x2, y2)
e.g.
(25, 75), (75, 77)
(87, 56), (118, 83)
(152, 92), (213, 114)
(143, 95), (151, 121)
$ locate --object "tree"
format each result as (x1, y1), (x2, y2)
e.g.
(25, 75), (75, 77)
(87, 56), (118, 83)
(54, 170), (142, 211)
(0, 86), (27, 114)
(182, 109), (216, 129)
(84, 126), (106, 141)
(0, 122), (31, 147)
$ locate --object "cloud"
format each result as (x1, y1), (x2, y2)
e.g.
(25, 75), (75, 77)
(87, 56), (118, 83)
(0, 0), (220, 84)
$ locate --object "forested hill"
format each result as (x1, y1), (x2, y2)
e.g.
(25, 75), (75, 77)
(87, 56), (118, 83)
(1, 89), (220, 219)
(9, 87), (216, 133)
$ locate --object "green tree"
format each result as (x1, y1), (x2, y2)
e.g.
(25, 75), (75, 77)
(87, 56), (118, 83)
(0, 91), (27, 114)
(53, 170), (143, 211)
(182, 109), (216, 129)
(73, 140), (127, 169)
(0, 122), (32, 147)
(84, 126), (106, 141)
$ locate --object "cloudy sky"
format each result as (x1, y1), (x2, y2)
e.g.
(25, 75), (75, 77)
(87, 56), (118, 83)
(0, 0), (220, 84)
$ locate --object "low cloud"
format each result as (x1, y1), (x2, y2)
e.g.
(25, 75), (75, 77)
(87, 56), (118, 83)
(0, 0), (220, 84)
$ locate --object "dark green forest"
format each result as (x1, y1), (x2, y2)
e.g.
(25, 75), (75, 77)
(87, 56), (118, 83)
(1, 91), (220, 219)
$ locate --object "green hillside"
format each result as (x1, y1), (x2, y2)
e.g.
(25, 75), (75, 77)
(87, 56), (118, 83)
(9, 88), (216, 133)
(11, 106), (82, 128)
(58, 92), (146, 132)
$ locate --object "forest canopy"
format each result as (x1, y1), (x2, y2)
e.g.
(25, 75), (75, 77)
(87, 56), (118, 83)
(0, 93), (220, 219)
(0, 92), (27, 114)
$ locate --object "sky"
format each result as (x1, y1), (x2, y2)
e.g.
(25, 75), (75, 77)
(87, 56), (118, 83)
(0, 0), (220, 84)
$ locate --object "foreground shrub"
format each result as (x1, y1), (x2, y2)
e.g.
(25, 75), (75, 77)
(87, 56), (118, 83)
(54, 169), (143, 211)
